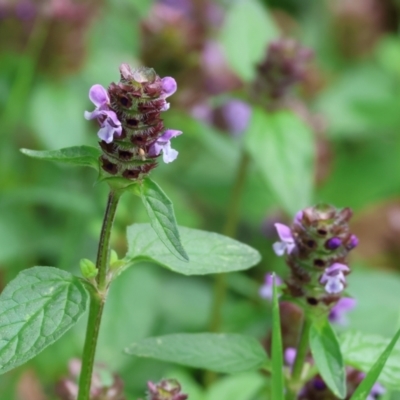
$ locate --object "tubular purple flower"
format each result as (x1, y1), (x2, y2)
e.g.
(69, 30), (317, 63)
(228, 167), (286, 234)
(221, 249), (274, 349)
(284, 347), (296, 366)
(84, 84), (122, 143)
(320, 263), (349, 294)
(329, 297), (356, 325)
(259, 273), (282, 300)
(273, 223), (295, 256)
(149, 129), (182, 163)
(347, 234), (359, 250)
(367, 381), (385, 400)
(161, 77), (177, 97)
(326, 237), (342, 250)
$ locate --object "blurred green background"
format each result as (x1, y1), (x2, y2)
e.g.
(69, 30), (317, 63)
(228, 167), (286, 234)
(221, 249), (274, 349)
(1, 0), (400, 398)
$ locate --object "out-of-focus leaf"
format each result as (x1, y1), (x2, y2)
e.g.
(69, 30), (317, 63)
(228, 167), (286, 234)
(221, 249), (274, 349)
(271, 275), (284, 400)
(341, 331), (400, 390)
(125, 333), (268, 373)
(346, 269), (400, 337)
(126, 223), (261, 275)
(0, 267), (88, 374)
(98, 265), (160, 369)
(350, 327), (400, 400)
(206, 372), (265, 400)
(219, 0), (278, 81)
(29, 81), (88, 148)
(309, 318), (346, 399)
(139, 178), (189, 261)
(20, 146), (100, 170)
(245, 108), (314, 215)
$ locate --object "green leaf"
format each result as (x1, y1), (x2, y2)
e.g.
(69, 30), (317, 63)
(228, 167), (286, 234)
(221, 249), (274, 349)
(126, 223), (261, 275)
(309, 318), (346, 399)
(139, 178), (189, 261)
(271, 275), (284, 400)
(20, 146), (100, 170)
(125, 333), (268, 374)
(219, 0), (278, 81)
(245, 109), (315, 215)
(0, 267), (88, 374)
(350, 328), (400, 400)
(206, 372), (265, 400)
(341, 331), (400, 390)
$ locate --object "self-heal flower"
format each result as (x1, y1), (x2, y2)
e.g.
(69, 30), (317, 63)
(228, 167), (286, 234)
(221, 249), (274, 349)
(259, 273), (282, 300)
(320, 263), (349, 294)
(161, 77), (177, 97)
(149, 129), (182, 163)
(329, 297), (356, 325)
(273, 223), (295, 256)
(84, 84), (122, 144)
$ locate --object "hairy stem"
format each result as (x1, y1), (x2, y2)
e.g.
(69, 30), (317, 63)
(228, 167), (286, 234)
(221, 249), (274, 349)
(77, 191), (120, 400)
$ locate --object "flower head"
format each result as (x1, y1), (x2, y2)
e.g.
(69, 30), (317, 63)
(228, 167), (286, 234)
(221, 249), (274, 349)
(84, 84), (122, 144)
(320, 263), (349, 294)
(273, 223), (295, 256)
(146, 379), (188, 400)
(329, 297), (356, 325)
(149, 129), (182, 163)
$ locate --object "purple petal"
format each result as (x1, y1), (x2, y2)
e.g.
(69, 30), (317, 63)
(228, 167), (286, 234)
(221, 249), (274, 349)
(326, 237), (342, 250)
(274, 223), (293, 242)
(98, 125), (115, 143)
(104, 110), (121, 128)
(326, 279), (344, 294)
(325, 263), (349, 275)
(162, 141), (179, 163)
(159, 129), (182, 142)
(273, 241), (287, 256)
(88, 84), (109, 107)
(329, 297), (356, 325)
(285, 348), (296, 366)
(161, 77), (177, 97)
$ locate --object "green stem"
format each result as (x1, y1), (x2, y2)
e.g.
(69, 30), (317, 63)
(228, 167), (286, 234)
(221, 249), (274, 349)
(209, 150), (250, 332)
(287, 317), (312, 399)
(77, 191), (120, 400)
(204, 150), (250, 386)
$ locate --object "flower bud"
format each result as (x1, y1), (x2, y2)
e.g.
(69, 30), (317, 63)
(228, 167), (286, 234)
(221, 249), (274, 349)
(146, 379), (188, 400)
(80, 259), (98, 279)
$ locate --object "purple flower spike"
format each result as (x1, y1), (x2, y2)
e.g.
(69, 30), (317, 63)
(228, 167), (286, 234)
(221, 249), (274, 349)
(149, 129), (182, 163)
(329, 297), (356, 325)
(273, 223), (295, 256)
(326, 237), (342, 250)
(347, 234), (359, 250)
(320, 263), (349, 294)
(259, 273), (282, 300)
(84, 84), (122, 144)
(161, 77), (177, 97)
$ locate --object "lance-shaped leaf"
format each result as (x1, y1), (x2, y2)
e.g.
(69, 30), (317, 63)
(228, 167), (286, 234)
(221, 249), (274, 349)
(139, 178), (189, 261)
(245, 109), (315, 215)
(125, 333), (268, 374)
(350, 327), (400, 400)
(309, 318), (346, 399)
(271, 275), (284, 400)
(341, 330), (400, 390)
(0, 267), (88, 374)
(126, 223), (261, 275)
(20, 146), (100, 170)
